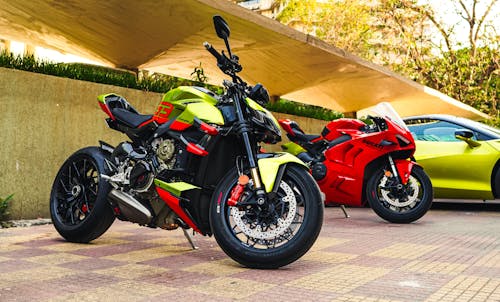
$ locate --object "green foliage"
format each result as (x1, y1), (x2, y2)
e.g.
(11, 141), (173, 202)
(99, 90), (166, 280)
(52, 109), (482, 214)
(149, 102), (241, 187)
(277, 0), (374, 58)
(394, 47), (499, 125)
(266, 99), (343, 121)
(0, 50), (320, 118)
(276, 0), (499, 125)
(372, 0), (499, 125)
(0, 194), (13, 221)
(0, 51), (220, 94)
(137, 72), (192, 93)
(190, 63), (208, 84)
(0, 51), (137, 87)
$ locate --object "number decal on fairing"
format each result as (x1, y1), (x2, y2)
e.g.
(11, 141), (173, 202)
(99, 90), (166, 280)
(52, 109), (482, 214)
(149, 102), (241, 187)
(154, 101), (174, 124)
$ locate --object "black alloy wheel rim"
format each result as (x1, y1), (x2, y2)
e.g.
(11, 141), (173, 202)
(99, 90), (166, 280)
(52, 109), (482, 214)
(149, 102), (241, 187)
(54, 156), (99, 226)
(378, 175), (421, 212)
(226, 178), (305, 249)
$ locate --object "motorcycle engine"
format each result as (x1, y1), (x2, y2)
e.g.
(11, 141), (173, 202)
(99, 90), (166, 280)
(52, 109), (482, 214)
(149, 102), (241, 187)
(107, 139), (187, 193)
(153, 138), (191, 184)
(155, 139), (177, 169)
(128, 161), (154, 192)
(105, 140), (186, 229)
(109, 142), (155, 193)
(311, 162), (327, 180)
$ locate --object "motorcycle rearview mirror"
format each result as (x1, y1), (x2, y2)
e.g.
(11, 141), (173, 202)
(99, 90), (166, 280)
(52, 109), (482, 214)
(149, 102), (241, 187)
(213, 15), (230, 39)
(213, 15), (233, 58)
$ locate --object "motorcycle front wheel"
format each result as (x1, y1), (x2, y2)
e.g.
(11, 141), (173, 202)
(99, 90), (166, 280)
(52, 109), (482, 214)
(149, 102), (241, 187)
(210, 165), (323, 269)
(366, 165), (433, 223)
(50, 147), (115, 243)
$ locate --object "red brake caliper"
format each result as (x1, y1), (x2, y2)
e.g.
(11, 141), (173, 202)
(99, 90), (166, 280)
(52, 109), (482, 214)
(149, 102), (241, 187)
(81, 204), (89, 213)
(227, 175), (250, 206)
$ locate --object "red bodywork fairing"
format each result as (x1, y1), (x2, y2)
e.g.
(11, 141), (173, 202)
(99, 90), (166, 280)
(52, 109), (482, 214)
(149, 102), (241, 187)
(320, 119), (415, 206)
(279, 116), (417, 207)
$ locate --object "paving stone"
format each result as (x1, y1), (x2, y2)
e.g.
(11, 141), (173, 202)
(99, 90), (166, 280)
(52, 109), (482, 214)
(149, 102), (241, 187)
(0, 207), (499, 301)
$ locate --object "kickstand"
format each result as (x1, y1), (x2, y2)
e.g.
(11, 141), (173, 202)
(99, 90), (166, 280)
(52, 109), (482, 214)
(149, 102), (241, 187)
(340, 205), (350, 218)
(182, 228), (199, 250)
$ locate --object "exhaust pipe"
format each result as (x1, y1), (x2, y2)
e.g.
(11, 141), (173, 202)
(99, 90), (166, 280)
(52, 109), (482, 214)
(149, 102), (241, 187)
(108, 189), (152, 225)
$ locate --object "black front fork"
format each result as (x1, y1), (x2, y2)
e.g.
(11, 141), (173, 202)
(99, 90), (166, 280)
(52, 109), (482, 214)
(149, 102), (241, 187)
(232, 89), (266, 204)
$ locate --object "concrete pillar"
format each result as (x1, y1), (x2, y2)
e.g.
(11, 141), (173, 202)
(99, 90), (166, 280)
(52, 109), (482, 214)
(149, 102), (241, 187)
(24, 43), (35, 57)
(270, 95), (280, 103)
(1, 39), (11, 53)
(343, 111), (356, 118)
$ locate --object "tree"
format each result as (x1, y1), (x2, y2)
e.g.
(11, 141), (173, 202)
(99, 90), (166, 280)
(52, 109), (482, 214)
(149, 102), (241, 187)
(377, 0), (499, 120)
(277, 0), (375, 60)
(275, 0), (500, 122)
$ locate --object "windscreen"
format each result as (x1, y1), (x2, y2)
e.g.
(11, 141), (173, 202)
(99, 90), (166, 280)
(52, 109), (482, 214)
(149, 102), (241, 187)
(363, 102), (409, 131)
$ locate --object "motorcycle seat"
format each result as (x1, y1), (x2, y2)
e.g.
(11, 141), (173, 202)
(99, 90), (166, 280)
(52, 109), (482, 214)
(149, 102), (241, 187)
(303, 134), (321, 141)
(291, 132), (321, 143)
(111, 108), (153, 128)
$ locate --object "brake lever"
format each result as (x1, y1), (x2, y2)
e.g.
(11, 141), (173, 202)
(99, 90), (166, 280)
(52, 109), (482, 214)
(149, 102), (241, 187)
(204, 42), (242, 74)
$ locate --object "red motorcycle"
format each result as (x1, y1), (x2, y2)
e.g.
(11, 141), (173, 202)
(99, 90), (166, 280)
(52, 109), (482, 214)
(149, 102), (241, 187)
(279, 103), (433, 223)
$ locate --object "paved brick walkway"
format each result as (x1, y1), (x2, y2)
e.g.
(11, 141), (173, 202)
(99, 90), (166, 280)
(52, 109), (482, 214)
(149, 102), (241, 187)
(1, 206), (499, 302)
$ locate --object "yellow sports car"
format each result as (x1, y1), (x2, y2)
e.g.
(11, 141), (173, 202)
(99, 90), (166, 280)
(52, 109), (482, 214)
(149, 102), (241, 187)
(404, 115), (500, 200)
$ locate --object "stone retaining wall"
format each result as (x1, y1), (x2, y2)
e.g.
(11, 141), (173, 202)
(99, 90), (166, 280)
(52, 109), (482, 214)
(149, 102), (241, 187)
(0, 67), (326, 219)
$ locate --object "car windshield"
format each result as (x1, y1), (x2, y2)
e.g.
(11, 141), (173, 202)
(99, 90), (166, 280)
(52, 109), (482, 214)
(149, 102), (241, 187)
(405, 115), (500, 141)
(363, 102), (409, 131)
(459, 118), (500, 137)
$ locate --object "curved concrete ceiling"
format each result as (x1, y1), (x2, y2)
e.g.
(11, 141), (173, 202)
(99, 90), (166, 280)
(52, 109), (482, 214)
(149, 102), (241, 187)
(0, 0), (488, 120)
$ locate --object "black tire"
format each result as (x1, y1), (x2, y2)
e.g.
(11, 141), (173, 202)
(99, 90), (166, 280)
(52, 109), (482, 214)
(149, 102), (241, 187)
(492, 164), (500, 198)
(50, 147), (115, 243)
(210, 165), (324, 269)
(367, 165), (433, 223)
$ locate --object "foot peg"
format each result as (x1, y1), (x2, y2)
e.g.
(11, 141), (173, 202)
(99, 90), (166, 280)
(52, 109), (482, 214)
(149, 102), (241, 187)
(182, 228), (198, 250)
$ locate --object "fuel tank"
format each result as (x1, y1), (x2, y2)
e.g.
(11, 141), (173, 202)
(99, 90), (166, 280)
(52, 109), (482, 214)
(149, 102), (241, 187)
(153, 86), (225, 128)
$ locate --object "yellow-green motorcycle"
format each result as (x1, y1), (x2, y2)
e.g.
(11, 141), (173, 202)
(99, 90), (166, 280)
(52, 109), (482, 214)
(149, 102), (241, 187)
(49, 16), (323, 269)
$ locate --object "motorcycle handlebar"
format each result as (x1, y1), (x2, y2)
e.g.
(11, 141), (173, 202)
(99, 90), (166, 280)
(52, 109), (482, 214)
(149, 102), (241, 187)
(203, 42), (222, 61)
(204, 42), (242, 77)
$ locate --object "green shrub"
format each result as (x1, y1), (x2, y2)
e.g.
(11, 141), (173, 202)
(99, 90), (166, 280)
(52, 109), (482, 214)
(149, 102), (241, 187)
(0, 51), (336, 119)
(266, 99), (343, 121)
(0, 51), (220, 94)
(0, 194), (13, 221)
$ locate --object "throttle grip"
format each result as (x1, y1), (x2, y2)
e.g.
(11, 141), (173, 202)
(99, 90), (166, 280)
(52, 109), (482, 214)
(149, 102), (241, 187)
(203, 42), (222, 61)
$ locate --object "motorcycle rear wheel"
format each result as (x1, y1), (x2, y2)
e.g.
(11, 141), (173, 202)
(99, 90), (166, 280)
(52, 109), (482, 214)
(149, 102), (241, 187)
(367, 165), (433, 223)
(210, 165), (323, 269)
(50, 147), (115, 243)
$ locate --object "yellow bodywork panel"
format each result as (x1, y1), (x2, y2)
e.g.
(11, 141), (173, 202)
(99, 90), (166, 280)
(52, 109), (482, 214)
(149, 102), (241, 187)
(257, 153), (307, 193)
(414, 140), (500, 199)
(280, 142), (307, 156)
(181, 101), (225, 125)
(154, 180), (200, 197)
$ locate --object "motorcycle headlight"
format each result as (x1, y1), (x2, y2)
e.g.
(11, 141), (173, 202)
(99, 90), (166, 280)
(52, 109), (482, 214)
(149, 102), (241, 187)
(248, 83), (270, 106)
(251, 109), (282, 143)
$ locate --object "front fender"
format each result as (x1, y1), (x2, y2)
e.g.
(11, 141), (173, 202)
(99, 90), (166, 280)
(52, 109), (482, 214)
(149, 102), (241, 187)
(257, 153), (308, 192)
(280, 142), (307, 156)
(394, 159), (419, 184)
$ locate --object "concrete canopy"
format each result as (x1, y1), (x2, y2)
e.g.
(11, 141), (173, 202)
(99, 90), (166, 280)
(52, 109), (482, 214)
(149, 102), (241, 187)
(0, 0), (488, 120)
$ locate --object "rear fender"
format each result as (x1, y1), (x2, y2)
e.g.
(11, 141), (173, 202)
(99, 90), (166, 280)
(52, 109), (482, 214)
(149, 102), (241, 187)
(394, 159), (418, 185)
(98, 141), (115, 155)
(257, 153), (307, 193)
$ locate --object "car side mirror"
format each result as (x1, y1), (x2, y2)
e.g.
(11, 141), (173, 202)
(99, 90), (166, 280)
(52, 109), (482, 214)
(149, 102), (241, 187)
(455, 129), (481, 148)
